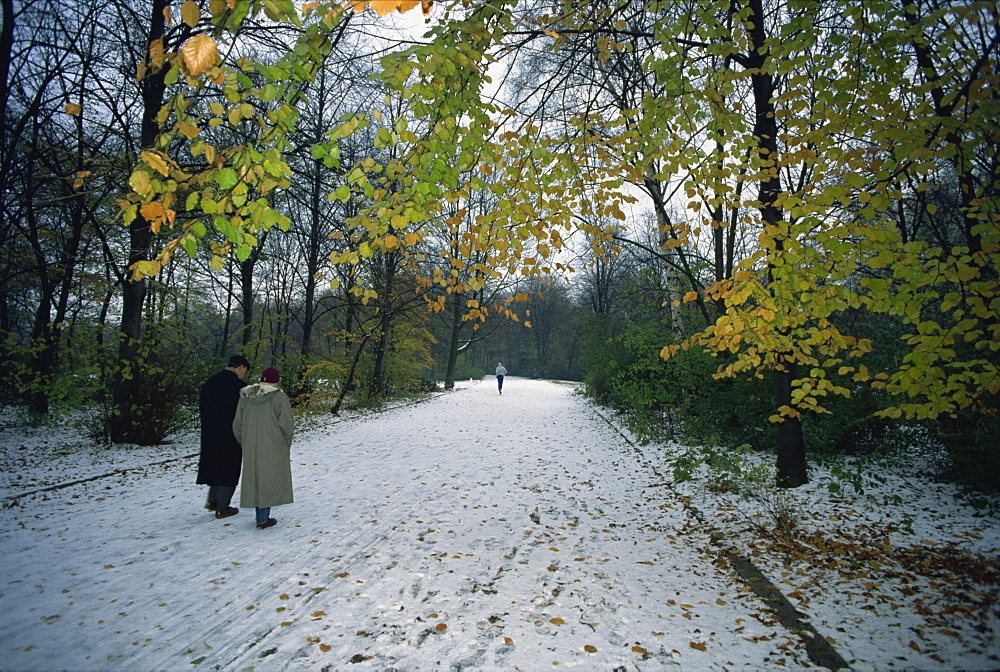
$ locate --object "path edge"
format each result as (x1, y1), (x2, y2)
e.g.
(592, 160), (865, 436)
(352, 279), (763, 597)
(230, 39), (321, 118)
(591, 404), (851, 671)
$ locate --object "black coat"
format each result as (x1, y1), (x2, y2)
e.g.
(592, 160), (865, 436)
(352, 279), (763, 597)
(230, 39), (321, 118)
(196, 368), (246, 487)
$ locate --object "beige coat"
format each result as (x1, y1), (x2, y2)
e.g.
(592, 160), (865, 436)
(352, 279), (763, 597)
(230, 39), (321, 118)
(233, 383), (294, 508)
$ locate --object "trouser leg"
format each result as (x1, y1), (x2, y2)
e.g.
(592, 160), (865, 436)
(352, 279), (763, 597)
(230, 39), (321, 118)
(214, 485), (236, 510)
(256, 507), (271, 526)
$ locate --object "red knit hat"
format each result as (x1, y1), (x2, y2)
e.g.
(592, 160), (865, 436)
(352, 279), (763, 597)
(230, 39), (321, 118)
(260, 367), (280, 383)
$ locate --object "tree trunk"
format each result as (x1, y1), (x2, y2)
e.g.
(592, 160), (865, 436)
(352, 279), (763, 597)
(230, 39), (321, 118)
(330, 332), (370, 415)
(240, 257), (255, 349)
(369, 254), (397, 399)
(110, 0), (170, 443)
(444, 291), (462, 389)
(740, 0), (809, 486)
(293, 158), (324, 399)
(774, 361), (809, 487)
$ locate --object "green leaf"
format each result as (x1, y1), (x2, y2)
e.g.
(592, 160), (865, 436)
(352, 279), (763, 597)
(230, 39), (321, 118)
(216, 168), (238, 190)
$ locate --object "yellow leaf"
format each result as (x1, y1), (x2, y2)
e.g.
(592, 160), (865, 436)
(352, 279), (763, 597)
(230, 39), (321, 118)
(140, 150), (170, 175)
(361, 0), (400, 16)
(689, 641), (706, 651)
(180, 0), (200, 27)
(140, 202), (164, 221)
(319, 643), (331, 652)
(65, 103), (82, 115)
(435, 623), (448, 632)
(181, 34), (218, 75)
(129, 171), (152, 198)
(550, 618), (565, 625)
(632, 645), (648, 653)
(584, 645), (598, 653)
(178, 122), (200, 139)
(148, 38), (166, 68)
(503, 637), (514, 645)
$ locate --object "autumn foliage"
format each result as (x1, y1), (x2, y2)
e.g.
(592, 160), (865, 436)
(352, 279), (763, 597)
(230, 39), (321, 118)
(121, 0), (997, 483)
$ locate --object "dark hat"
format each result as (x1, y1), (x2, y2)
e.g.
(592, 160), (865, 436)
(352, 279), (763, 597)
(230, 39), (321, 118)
(228, 354), (251, 368)
(261, 367), (280, 383)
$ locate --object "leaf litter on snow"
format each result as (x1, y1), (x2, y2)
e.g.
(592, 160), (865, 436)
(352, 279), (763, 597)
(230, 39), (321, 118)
(625, 419), (1000, 669)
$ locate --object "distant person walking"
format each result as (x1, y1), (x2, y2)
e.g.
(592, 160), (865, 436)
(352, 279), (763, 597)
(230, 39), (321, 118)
(233, 367), (294, 530)
(495, 362), (507, 395)
(197, 355), (249, 518)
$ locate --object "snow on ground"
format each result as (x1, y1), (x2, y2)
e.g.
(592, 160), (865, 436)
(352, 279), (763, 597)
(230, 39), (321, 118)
(0, 378), (997, 670)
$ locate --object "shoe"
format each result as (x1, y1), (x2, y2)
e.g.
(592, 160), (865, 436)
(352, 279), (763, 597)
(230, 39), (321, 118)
(215, 506), (239, 519)
(205, 501), (217, 511)
(256, 518), (277, 529)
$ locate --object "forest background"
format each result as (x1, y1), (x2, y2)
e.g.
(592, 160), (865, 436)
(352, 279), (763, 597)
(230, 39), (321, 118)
(1, 0), (997, 493)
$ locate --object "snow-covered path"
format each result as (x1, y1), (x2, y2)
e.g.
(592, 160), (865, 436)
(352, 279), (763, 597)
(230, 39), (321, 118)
(2, 379), (818, 669)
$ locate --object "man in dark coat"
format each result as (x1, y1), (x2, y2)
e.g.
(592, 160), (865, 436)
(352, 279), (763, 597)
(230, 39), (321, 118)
(197, 355), (249, 518)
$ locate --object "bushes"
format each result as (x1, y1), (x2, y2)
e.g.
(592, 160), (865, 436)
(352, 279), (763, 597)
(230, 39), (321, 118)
(582, 319), (775, 446)
(936, 408), (1000, 492)
(580, 317), (912, 458)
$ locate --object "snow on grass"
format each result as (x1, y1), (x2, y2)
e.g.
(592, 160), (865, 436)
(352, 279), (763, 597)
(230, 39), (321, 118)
(0, 378), (997, 669)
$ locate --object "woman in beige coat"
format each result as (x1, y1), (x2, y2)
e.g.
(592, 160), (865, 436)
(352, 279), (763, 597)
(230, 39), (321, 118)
(232, 367), (294, 529)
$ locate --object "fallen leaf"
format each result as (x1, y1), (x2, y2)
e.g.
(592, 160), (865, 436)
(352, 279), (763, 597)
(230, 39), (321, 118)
(690, 642), (707, 651)
(319, 643), (331, 652)
(550, 618), (565, 625)
(503, 637), (514, 645)
(435, 623), (448, 632)
(584, 644), (598, 653)
(632, 645), (648, 654)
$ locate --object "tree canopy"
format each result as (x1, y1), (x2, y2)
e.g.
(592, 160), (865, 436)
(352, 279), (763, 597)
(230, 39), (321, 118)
(111, 0), (998, 483)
